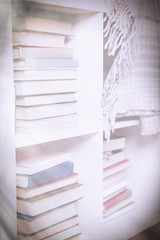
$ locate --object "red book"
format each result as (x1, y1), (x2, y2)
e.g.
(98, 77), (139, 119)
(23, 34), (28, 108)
(103, 188), (132, 210)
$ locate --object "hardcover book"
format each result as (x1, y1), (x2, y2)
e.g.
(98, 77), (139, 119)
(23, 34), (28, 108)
(13, 31), (66, 48)
(15, 80), (78, 96)
(17, 173), (78, 199)
(16, 161), (74, 188)
(16, 147), (72, 175)
(13, 46), (73, 59)
(14, 67), (77, 80)
(17, 202), (78, 234)
(17, 183), (82, 216)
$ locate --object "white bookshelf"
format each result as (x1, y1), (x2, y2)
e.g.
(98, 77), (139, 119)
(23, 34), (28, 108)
(0, 1), (160, 240)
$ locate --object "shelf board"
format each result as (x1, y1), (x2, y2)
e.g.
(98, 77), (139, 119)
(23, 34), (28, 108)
(15, 120), (100, 148)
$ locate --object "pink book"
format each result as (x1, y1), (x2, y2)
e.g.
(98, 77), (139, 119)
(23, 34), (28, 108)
(103, 188), (132, 210)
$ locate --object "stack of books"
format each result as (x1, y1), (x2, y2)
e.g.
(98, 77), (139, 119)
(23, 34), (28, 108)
(16, 145), (82, 239)
(13, 16), (79, 134)
(103, 135), (135, 221)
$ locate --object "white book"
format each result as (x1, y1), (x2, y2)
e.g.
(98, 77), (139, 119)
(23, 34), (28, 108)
(13, 31), (66, 48)
(103, 135), (126, 151)
(103, 202), (136, 223)
(17, 183), (82, 216)
(14, 68), (77, 81)
(15, 80), (78, 96)
(103, 150), (125, 168)
(103, 175), (130, 198)
(18, 217), (79, 240)
(17, 202), (78, 234)
(13, 47), (73, 59)
(15, 17), (73, 35)
(16, 102), (77, 120)
(103, 171), (126, 188)
(103, 197), (133, 218)
(16, 114), (78, 128)
(45, 225), (81, 240)
(14, 59), (78, 69)
(18, 218), (79, 240)
(17, 173), (78, 199)
(16, 93), (77, 106)
(16, 147), (72, 175)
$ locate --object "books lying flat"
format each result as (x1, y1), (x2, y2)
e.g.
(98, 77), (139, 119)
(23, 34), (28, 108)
(103, 159), (130, 178)
(103, 202), (135, 221)
(16, 114), (77, 128)
(16, 102), (77, 120)
(15, 80), (77, 96)
(18, 216), (79, 239)
(103, 171), (126, 188)
(14, 68), (77, 80)
(17, 173), (78, 199)
(17, 183), (82, 216)
(103, 197), (133, 218)
(103, 188), (132, 211)
(16, 147), (72, 175)
(15, 17), (72, 35)
(103, 175), (130, 199)
(44, 225), (81, 240)
(103, 135), (126, 151)
(13, 31), (65, 48)
(14, 59), (78, 69)
(16, 161), (74, 188)
(17, 201), (78, 234)
(13, 47), (73, 59)
(103, 150), (125, 168)
(16, 93), (77, 106)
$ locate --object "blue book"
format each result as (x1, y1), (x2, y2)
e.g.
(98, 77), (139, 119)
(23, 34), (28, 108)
(16, 161), (73, 188)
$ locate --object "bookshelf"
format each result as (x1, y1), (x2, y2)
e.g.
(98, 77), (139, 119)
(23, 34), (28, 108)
(0, 0), (160, 240)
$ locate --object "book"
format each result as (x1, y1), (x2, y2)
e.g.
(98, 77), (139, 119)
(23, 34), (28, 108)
(18, 217), (79, 238)
(17, 183), (82, 216)
(16, 93), (77, 106)
(14, 17), (72, 35)
(16, 114), (78, 128)
(14, 59), (78, 69)
(16, 147), (72, 175)
(103, 197), (133, 218)
(103, 202), (136, 222)
(103, 171), (126, 188)
(103, 159), (131, 178)
(16, 161), (74, 188)
(103, 135), (126, 151)
(17, 201), (78, 234)
(65, 234), (82, 240)
(16, 102), (77, 120)
(44, 225), (81, 240)
(14, 67), (77, 80)
(13, 46), (73, 59)
(17, 173), (78, 199)
(13, 31), (66, 48)
(103, 175), (130, 198)
(14, 80), (78, 96)
(103, 188), (132, 211)
(16, 119), (78, 134)
(103, 150), (125, 168)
